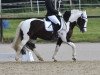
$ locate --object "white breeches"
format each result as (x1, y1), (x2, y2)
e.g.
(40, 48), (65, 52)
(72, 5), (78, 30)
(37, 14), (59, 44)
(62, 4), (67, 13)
(48, 15), (60, 25)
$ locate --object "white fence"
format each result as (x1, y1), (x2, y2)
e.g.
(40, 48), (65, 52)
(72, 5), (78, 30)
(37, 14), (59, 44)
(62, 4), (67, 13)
(1, 0), (100, 14)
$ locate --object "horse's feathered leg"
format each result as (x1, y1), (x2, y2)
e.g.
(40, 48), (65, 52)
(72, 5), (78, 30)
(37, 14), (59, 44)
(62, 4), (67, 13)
(26, 40), (44, 61)
(18, 33), (30, 61)
(33, 50), (44, 61)
(15, 48), (21, 61)
(67, 42), (76, 61)
(12, 21), (24, 61)
(23, 46), (34, 62)
(52, 38), (62, 62)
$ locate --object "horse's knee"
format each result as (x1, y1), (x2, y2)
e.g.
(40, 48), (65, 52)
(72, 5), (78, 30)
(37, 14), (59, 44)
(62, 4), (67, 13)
(67, 42), (76, 49)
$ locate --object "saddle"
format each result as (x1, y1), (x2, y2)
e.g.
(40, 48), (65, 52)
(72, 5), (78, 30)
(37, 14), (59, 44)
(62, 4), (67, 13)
(44, 17), (70, 40)
(44, 17), (62, 32)
(44, 18), (53, 31)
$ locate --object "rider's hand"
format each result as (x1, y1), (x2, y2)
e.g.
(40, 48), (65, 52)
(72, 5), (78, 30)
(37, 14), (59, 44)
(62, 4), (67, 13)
(58, 12), (62, 17)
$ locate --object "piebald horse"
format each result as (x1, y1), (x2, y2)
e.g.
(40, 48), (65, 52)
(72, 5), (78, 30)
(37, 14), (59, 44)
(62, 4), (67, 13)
(12, 9), (88, 62)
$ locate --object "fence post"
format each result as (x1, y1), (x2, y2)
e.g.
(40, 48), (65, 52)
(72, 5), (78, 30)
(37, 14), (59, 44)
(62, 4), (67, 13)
(0, 18), (3, 43)
(79, 0), (81, 10)
(70, 0), (73, 9)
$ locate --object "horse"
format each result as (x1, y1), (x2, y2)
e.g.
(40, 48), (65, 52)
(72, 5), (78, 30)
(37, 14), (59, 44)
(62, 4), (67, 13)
(12, 9), (88, 62)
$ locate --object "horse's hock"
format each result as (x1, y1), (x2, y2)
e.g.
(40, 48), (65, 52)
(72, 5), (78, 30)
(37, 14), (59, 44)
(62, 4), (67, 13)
(0, 61), (100, 75)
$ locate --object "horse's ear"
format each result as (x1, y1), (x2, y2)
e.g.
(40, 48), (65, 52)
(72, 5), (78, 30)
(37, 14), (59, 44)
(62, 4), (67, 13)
(83, 10), (86, 13)
(82, 10), (86, 15)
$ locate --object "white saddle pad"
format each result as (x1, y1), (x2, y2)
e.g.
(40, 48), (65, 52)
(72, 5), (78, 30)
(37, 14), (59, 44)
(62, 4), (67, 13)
(44, 19), (53, 31)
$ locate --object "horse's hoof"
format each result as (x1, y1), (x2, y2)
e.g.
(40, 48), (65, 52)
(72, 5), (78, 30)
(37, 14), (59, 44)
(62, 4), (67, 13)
(39, 58), (44, 61)
(15, 57), (22, 63)
(52, 57), (57, 62)
(54, 59), (57, 62)
(15, 58), (19, 61)
(15, 59), (21, 63)
(72, 58), (76, 62)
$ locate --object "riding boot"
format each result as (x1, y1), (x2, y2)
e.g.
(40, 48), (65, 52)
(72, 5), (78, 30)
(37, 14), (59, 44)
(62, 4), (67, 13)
(52, 24), (60, 39)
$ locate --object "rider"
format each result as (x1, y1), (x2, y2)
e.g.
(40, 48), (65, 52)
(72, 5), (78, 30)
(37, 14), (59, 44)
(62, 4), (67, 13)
(45, 0), (62, 38)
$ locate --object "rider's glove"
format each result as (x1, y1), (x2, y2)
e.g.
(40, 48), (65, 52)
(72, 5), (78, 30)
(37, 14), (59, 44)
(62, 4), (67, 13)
(58, 12), (62, 17)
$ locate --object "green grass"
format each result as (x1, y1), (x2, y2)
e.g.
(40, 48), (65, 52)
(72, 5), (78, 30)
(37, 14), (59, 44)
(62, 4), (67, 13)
(3, 18), (100, 43)
(2, 11), (46, 18)
(2, 7), (100, 43)
(72, 18), (100, 42)
(3, 19), (23, 42)
(1, 7), (100, 18)
(86, 7), (100, 16)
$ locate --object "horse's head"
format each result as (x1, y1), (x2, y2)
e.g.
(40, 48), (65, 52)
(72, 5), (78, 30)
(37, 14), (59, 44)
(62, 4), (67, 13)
(76, 10), (88, 33)
(63, 10), (88, 33)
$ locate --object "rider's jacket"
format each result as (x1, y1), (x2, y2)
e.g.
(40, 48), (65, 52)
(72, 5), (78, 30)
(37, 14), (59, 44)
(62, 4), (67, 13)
(45, 0), (58, 16)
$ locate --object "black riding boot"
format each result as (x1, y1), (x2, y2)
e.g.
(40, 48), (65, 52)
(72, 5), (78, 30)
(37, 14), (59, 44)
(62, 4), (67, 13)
(52, 24), (60, 39)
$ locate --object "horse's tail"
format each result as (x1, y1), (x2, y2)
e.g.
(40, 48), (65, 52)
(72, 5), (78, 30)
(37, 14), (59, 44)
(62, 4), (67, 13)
(12, 21), (24, 52)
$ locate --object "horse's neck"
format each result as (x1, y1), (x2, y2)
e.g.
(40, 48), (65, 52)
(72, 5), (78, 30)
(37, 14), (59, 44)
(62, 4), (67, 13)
(59, 17), (76, 33)
(70, 22), (76, 30)
(58, 17), (70, 33)
(69, 10), (81, 22)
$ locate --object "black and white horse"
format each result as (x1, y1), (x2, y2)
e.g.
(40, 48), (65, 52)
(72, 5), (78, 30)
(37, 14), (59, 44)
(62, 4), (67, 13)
(12, 9), (88, 62)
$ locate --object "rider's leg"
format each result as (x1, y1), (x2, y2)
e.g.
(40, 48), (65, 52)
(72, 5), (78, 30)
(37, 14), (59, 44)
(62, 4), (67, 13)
(48, 15), (60, 24)
(48, 15), (60, 30)
(48, 15), (60, 38)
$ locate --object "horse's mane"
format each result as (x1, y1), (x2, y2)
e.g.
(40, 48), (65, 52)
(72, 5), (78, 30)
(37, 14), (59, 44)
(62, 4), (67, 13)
(63, 9), (82, 22)
(63, 10), (71, 22)
(71, 9), (82, 14)
(69, 9), (82, 22)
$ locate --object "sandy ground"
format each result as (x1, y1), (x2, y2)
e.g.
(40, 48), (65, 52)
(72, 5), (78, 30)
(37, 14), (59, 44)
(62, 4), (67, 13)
(0, 61), (100, 75)
(0, 43), (100, 75)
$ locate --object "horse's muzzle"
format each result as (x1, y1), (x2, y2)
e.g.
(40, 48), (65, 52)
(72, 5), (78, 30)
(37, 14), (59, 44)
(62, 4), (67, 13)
(81, 27), (87, 33)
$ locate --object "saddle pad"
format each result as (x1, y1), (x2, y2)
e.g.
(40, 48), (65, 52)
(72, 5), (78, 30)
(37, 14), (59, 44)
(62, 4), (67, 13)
(44, 19), (53, 31)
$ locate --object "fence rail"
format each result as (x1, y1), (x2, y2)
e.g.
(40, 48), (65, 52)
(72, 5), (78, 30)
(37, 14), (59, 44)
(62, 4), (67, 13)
(0, 16), (100, 43)
(2, 0), (100, 13)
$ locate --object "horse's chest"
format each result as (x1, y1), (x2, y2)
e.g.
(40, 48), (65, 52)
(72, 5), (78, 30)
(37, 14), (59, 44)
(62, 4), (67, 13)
(58, 30), (67, 42)
(58, 22), (70, 42)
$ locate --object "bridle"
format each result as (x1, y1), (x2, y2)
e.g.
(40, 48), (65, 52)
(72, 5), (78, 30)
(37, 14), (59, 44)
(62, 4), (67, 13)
(81, 13), (88, 22)
(76, 13), (87, 29)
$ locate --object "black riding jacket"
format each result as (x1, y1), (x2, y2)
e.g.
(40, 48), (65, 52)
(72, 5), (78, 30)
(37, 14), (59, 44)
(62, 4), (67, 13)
(45, 0), (58, 16)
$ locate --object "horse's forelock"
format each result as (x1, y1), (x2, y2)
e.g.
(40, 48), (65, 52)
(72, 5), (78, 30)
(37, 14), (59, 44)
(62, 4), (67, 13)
(82, 10), (87, 19)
